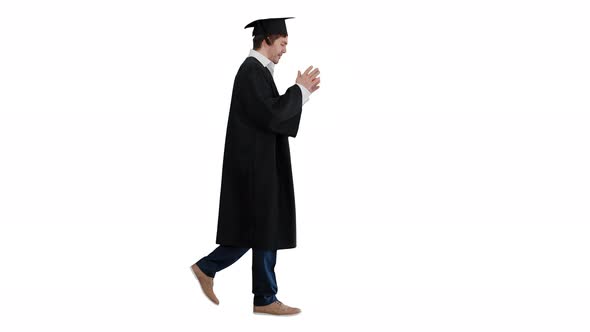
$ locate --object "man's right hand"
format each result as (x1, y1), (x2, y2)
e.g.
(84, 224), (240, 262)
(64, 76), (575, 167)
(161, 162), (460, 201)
(296, 66), (320, 93)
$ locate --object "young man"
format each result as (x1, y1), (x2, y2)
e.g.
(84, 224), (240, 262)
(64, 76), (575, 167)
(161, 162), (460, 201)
(190, 17), (320, 315)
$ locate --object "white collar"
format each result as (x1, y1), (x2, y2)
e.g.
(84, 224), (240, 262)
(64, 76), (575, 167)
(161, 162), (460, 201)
(249, 49), (275, 75)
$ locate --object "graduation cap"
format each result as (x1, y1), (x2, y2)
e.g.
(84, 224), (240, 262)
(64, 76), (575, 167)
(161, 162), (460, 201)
(244, 17), (294, 36)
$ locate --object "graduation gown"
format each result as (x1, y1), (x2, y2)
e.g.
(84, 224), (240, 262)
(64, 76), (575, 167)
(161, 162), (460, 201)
(215, 56), (303, 250)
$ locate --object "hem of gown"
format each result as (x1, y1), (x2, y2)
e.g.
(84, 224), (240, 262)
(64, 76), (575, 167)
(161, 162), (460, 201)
(215, 240), (296, 250)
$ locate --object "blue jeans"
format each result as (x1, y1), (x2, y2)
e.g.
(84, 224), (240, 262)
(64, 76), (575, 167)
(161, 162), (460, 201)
(196, 245), (278, 306)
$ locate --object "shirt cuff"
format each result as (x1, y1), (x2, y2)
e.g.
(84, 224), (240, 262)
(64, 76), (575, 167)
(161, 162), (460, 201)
(296, 83), (311, 105)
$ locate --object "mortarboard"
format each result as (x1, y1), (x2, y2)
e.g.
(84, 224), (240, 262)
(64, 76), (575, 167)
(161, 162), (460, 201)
(244, 17), (294, 36)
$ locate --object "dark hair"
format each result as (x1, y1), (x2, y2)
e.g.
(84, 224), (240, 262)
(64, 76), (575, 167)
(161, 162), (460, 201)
(253, 33), (287, 50)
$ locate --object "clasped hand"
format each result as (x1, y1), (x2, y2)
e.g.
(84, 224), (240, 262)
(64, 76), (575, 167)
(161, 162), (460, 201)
(296, 66), (320, 93)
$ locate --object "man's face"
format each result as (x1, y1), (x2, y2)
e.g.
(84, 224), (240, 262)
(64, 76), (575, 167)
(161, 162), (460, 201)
(268, 36), (288, 64)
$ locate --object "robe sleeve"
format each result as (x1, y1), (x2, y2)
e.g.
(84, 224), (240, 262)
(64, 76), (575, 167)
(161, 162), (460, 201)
(238, 66), (303, 137)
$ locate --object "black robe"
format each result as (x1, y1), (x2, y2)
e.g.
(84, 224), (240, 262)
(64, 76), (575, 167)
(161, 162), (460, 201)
(215, 56), (303, 250)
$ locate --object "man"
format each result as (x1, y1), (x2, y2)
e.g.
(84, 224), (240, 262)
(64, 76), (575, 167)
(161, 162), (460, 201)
(190, 17), (320, 316)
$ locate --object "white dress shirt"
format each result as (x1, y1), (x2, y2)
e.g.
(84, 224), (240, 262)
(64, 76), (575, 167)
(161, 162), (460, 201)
(248, 49), (311, 105)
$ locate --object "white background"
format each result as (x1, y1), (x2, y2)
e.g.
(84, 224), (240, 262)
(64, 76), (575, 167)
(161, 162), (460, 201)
(1, 0), (589, 331)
